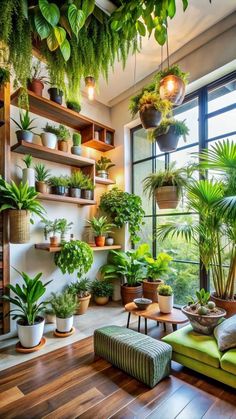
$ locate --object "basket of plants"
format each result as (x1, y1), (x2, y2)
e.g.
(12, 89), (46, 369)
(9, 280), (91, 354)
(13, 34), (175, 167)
(67, 278), (91, 315)
(182, 289), (226, 335)
(152, 118), (189, 152)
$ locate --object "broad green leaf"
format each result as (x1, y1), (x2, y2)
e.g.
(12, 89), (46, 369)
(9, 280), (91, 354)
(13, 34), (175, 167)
(68, 4), (85, 37)
(60, 38), (71, 61)
(82, 0), (95, 18)
(136, 20), (146, 37)
(54, 26), (66, 46)
(182, 0), (189, 11)
(39, 0), (60, 27)
(47, 30), (59, 51)
(34, 11), (51, 40)
(168, 0), (176, 18)
(154, 26), (167, 45)
(111, 20), (122, 31)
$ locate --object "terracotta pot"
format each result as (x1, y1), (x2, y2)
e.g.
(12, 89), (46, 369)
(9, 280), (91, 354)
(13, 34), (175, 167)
(155, 186), (179, 209)
(139, 105), (162, 130)
(156, 126), (180, 152)
(210, 293), (236, 318)
(94, 296), (109, 305)
(58, 140), (68, 152)
(182, 305), (226, 335)
(95, 236), (105, 247)
(160, 75), (186, 106)
(142, 279), (164, 302)
(50, 236), (60, 247)
(121, 283), (143, 305)
(35, 181), (48, 194)
(75, 294), (91, 315)
(27, 79), (44, 96)
(9, 209), (30, 243)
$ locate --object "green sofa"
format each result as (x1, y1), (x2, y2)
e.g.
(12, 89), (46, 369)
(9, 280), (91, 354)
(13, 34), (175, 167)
(162, 324), (236, 389)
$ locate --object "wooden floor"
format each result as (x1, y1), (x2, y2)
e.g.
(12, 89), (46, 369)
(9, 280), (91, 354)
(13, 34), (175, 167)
(0, 331), (236, 419)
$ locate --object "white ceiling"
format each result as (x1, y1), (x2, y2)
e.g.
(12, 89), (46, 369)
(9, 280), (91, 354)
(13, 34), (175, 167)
(96, 0), (236, 106)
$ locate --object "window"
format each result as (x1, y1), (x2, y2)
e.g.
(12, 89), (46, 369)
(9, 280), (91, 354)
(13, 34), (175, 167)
(131, 71), (236, 306)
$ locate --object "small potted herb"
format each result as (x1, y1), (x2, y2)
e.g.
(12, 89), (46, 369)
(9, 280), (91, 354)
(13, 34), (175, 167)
(48, 176), (69, 196)
(56, 124), (71, 152)
(66, 100), (81, 113)
(57, 218), (73, 242)
(12, 110), (37, 143)
(71, 133), (82, 155)
(69, 171), (85, 198)
(152, 119), (189, 152)
(87, 216), (114, 247)
(158, 285), (174, 313)
(49, 292), (77, 333)
(42, 218), (61, 247)
(35, 163), (51, 194)
(21, 155), (35, 187)
(156, 64), (189, 106)
(27, 62), (48, 97)
(143, 253), (172, 302)
(96, 156), (115, 179)
(0, 67), (10, 86)
(67, 277), (91, 315)
(90, 280), (113, 305)
(81, 176), (95, 200)
(143, 162), (187, 209)
(41, 123), (58, 149)
(48, 86), (63, 105)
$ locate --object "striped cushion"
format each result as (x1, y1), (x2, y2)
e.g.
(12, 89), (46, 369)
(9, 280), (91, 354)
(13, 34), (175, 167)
(94, 325), (172, 388)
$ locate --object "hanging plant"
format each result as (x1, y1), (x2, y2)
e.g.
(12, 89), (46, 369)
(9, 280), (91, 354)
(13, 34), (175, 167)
(151, 118), (189, 152)
(155, 64), (189, 106)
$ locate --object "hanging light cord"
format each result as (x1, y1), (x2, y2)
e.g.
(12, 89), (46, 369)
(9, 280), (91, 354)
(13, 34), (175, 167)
(133, 49), (137, 94)
(166, 21), (170, 69)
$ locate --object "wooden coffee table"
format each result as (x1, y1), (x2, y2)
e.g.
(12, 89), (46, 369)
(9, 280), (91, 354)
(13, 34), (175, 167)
(125, 302), (188, 334)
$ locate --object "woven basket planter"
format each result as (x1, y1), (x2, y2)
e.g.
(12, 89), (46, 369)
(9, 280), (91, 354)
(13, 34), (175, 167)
(9, 210), (30, 243)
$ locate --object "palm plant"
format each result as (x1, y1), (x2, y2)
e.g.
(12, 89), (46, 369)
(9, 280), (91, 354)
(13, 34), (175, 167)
(157, 139), (236, 301)
(87, 216), (114, 237)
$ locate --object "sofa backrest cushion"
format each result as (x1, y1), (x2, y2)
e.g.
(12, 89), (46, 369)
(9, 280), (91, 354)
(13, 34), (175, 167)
(214, 315), (236, 351)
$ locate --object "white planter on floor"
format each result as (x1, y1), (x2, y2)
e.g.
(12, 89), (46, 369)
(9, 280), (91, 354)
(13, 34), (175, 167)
(158, 294), (174, 313)
(41, 132), (57, 149)
(112, 279), (121, 302)
(17, 317), (45, 348)
(22, 168), (35, 187)
(56, 316), (73, 332)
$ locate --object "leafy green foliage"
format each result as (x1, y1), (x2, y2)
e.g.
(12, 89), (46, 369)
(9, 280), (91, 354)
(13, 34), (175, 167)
(56, 124), (70, 141)
(29, 61), (48, 83)
(196, 288), (210, 306)
(12, 111), (37, 132)
(154, 64), (189, 87)
(35, 163), (51, 182)
(67, 277), (91, 298)
(48, 176), (69, 187)
(49, 291), (77, 318)
(96, 156), (115, 172)
(158, 284), (173, 296)
(2, 270), (51, 325)
(90, 279), (113, 297)
(145, 253), (172, 281)
(69, 171), (85, 189)
(82, 175), (95, 191)
(100, 187), (145, 245)
(129, 90), (172, 119)
(41, 218), (65, 237)
(87, 216), (114, 237)
(72, 133), (81, 146)
(0, 67), (10, 85)
(57, 218), (73, 235)
(54, 240), (93, 276)
(22, 155), (32, 169)
(67, 101), (81, 113)
(152, 118), (189, 140)
(42, 122), (58, 135)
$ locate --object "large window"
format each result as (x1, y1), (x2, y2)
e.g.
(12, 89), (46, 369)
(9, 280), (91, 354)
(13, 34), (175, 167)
(131, 71), (236, 305)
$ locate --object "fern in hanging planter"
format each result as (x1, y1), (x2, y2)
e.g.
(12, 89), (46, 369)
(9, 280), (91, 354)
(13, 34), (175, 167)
(151, 118), (189, 152)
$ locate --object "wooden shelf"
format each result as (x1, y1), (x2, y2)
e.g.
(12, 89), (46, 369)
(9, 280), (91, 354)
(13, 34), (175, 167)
(82, 139), (115, 152)
(11, 140), (95, 168)
(35, 244), (121, 252)
(95, 176), (115, 185)
(37, 193), (96, 206)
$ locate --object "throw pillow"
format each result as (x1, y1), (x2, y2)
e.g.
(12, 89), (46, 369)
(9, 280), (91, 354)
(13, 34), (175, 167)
(214, 315), (236, 351)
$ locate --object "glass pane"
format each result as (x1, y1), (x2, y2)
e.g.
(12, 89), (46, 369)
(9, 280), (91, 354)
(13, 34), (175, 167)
(208, 108), (236, 139)
(132, 127), (152, 162)
(169, 145), (198, 169)
(156, 214), (199, 262)
(173, 97), (199, 148)
(208, 79), (236, 113)
(137, 217), (153, 253)
(166, 261), (200, 306)
(133, 160), (152, 215)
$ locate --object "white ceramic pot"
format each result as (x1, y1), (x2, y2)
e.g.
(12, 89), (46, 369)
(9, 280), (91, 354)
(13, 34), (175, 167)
(105, 237), (114, 246)
(56, 316), (73, 332)
(158, 294), (174, 313)
(41, 132), (57, 149)
(17, 317), (45, 348)
(22, 168), (35, 187)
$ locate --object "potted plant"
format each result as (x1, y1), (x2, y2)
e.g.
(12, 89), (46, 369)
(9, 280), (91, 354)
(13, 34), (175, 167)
(2, 270), (51, 348)
(143, 253), (172, 302)
(57, 218), (73, 242)
(12, 110), (37, 143)
(182, 289), (226, 335)
(42, 308), (56, 324)
(157, 140), (236, 317)
(48, 87), (63, 105)
(42, 218), (61, 247)
(41, 123), (58, 149)
(48, 176), (69, 196)
(152, 118), (189, 152)
(71, 133), (82, 156)
(69, 171), (85, 198)
(54, 240), (93, 277)
(81, 176), (95, 200)
(21, 154), (35, 187)
(158, 285), (174, 314)
(0, 67), (10, 86)
(66, 100), (81, 113)
(27, 61), (48, 96)
(35, 163), (51, 194)
(56, 124), (71, 152)
(96, 156), (115, 179)
(67, 277), (91, 315)
(156, 64), (189, 106)
(0, 176), (45, 243)
(143, 162), (187, 209)
(90, 280), (113, 305)
(129, 89), (172, 130)
(49, 292), (77, 333)
(87, 216), (114, 247)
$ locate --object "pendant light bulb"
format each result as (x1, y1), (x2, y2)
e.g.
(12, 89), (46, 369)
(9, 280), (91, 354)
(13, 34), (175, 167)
(166, 78), (175, 93)
(85, 76), (95, 101)
(87, 86), (95, 101)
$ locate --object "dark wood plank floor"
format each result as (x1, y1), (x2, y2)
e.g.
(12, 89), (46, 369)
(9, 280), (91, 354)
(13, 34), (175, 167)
(0, 326), (236, 419)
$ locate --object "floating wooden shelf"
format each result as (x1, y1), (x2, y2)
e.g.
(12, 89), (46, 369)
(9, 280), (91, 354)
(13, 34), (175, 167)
(95, 176), (115, 185)
(37, 193), (96, 206)
(35, 243), (122, 252)
(82, 139), (114, 152)
(11, 140), (95, 168)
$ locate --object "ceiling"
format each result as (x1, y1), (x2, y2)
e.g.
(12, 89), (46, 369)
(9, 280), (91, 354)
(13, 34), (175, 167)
(96, 0), (236, 106)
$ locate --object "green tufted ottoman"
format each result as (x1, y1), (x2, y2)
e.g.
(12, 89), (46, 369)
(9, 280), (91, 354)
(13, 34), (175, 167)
(94, 325), (172, 388)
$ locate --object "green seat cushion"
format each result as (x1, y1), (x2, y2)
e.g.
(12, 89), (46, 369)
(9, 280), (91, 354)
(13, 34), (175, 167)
(94, 325), (172, 388)
(220, 348), (236, 375)
(162, 324), (222, 368)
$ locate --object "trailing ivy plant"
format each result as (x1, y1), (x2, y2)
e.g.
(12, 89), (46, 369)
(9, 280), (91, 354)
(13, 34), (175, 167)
(54, 240), (93, 277)
(99, 187), (145, 245)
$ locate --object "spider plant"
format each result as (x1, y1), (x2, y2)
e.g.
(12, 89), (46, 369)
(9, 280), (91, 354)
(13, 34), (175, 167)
(12, 110), (37, 132)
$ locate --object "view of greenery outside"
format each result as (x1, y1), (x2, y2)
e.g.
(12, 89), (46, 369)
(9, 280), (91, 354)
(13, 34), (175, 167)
(132, 75), (236, 306)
